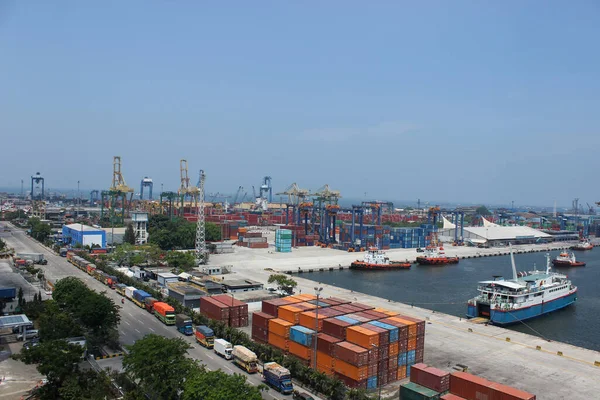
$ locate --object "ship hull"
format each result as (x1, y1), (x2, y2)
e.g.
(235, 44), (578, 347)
(350, 261), (411, 270)
(467, 290), (577, 325)
(416, 257), (459, 265)
(552, 260), (586, 267)
(571, 246), (593, 251)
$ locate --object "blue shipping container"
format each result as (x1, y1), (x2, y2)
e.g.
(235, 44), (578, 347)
(368, 321), (399, 342)
(407, 364), (412, 377)
(367, 376), (378, 389)
(133, 290), (151, 302)
(407, 350), (416, 364)
(289, 326), (315, 347)
(398, 352), (407, 366)
(335, 315), (359, 325)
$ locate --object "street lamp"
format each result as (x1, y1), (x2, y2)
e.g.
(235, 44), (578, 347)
(372, 343), (382, 399)
(313, 286), (323, 370)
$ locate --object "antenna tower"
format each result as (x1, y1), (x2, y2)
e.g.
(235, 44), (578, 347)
(195, 170), (207, 264)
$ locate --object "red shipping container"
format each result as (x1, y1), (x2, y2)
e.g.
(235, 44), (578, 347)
(379, 317), (409, 341)
(410, 363), (450, 393)
(450, 372), (495, 400)
(368, 347), (379, 365)
(334, 372), (366, 389)
(415, 348), (424, 363)
(251, 325), (268, 343)
(335, 341), (369, 367)
(367, 363), (377, 377)
(387, 357), (397, 370)
(441, 394), (468, 400)
(262, 298), (294, 316)
(317, 333), (341, 356)
(417, 334), (425, 349)
(489, 383), (536, 400)
(239, 316), (248, 327)
(323, 317), (352, 340)
(252, 312), (275, 330)
(387, 368), (398, 383)
(344, 313), (371, 323)
(351, 302), (375, 311)
(352, 311), (378, 322)
(398, 338), (407, 354)
(363, 323), (389, 346)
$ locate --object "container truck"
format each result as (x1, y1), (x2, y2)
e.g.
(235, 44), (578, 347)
(125, 286), (137, 300)
(144, 297), (158, 313)
(153, 302), (176, 325)
(115, 284), (127, 296)
(263, 362), (294, 394)
(16, 253), (47, 265)
(194, 325), (215, 348)
(214, 338), (233, 360)
(59, 248), (68, 257)
(176, 314), (194, 336)
(232, 345), (258, 373)
(132, 290), (151, 308)
(105, 276), (118, 289)
(0, 287), (17, 300)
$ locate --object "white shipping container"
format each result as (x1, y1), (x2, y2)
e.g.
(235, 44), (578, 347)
(125, 286), (137, 299)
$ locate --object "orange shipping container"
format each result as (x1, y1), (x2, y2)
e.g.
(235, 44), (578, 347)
(389, 342), (399, 357)
(398, 366), (407, 380)
(299, 311), (327, 332)
(268, 332), (289, 351)
(317, 364), (334, 377)
(296, 293), (317, 301)
(315, 351), (334, 368)
(278, 305), (303, 324)
(295, 302), (318, 311)
(333, 358), (368, 381)
(346, 326), (380, 348)
(285, 295), (307, 303)
(269, 318), (294, 338)
(289, 340), (313, 360)
(373, 308), (399, 317)
(392, 317), (418, 338)
(407, 337), (417, 351)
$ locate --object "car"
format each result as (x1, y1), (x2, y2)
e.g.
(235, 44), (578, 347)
(13, 324), (34, 334)
(17, 329), (39, 341)
(293, 391), (315, 400)
(266, 287), (277, 293)
(23, 338), (40, 349)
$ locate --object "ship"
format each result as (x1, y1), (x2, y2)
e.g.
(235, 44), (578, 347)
(552, 251), (585, 267)
(467, 248), (578, 325)
(571, 239), (593, 251)
(415, 245), (459, 265)
(350, 247), (411, 270)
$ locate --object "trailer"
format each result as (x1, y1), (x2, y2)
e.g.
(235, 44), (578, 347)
(232, 345), (258, 373)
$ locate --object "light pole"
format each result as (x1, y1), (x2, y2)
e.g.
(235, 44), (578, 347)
(313, 286), (323, 369)
(372, 343), (382, 399)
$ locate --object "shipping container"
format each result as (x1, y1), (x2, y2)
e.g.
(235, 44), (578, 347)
(252, 312), (275, 330)
(289, 340), (313, 361)
(367, 376), (378, 390)
(351, 302), (375, 311)
(334, 372), (367, 389)
(289, 325), (315, 347)
(450, 372), (494, 400)
(389, 342), (399, 357)
(346, 325), (380, 348)
(262, 298), (294, 316)
(363, 323), (389, 347)
(398, 365), (407, 380)
(268, 318), (294, 338)
(315, 351), (334, 368)
(410, 363), (450, 393)
(317, 333), (342, 356)
(380, 317), (409, 341)
(398, 352), (408, 366)
(334, 341), (369, 367)
(440, 394), (467, 400)
(369, 320), (399, 342)
(400, 382), (441, 400)
(268, 332), (289, 351)
(489, 383), (536, 400)
(408, 337), (417, 351)
(327, 296), (352, 305)
(373, 308), (399, 317)
(397, 315), (426, 336)
(392, 317), (418, 338)
(251, 325), (268, 343)
(278, 305), (303, 324)
(333, 358), (368, 381)
(322, 317), (352, 339)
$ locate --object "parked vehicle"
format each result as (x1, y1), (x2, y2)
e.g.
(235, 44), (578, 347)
(153, 302), (176, 325)
(293, 391), (315, 400)
(194, 325), (215, 349)
(124, 286), (137, 300)
(115, 284), (127, 296)
(132, 290), (151, 308)
(175, 314), (193, 335)
(214, 339), (233, 360)
(0, 287), (17, 300)
(232, 345), (258, 373)
(263, 362), (293, 394)
(16, 253), (47, 265)
(144, 297), (158, 313)
(59, 248), (68, 257)
(17, 329), (39, 341)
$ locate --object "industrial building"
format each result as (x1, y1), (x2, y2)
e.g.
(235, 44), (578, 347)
(166, 282), (204, 309)
(221, 279), (263, 293)
(440, 225), (552, 246)
(62, 224), (106, 248)
(157, 272), (180, 287)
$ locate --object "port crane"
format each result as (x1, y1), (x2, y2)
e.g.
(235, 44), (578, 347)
(313, 185), (342, 244)
(101, 156), (134, 225)
(232, 186), (244, 205)
(277, 183), (310, 224)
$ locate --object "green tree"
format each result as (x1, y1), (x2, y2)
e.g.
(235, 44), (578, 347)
(59, 369), (117, 400)
(0, 237), (6, 251)
(123, 335), (195, 400)
(165, 251), (196, 272)
(38, 301), (83, 340)
(268, 274), (298, 294)
(205, 222), (221, 242)
(476, 205), (491, 216)
(182, 366), (265, 400)
(13, 340), (85, 399)
(28, 217), (52, 242)
(124, 223), (136, 245)
(17, 287), (24, 306)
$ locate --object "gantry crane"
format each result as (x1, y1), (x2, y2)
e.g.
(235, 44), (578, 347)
(233, 186), (244, 205)
(276, 183), (310, 225)
(195, 170), (207, 264)
(313, 185), (342, 244)
(178, 159), (200, 215)
(100, 156), (134, 226)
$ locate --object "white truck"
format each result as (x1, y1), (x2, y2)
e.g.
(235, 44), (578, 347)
(125, 286), (137, 300)
(214, 338), (233, 360)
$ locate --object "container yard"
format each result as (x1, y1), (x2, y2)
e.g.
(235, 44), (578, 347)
(200, 294), (249, 327)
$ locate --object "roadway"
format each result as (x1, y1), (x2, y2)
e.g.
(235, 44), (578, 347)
(0, 222), (320, 400)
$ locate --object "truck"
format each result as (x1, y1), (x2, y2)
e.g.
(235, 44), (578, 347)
(263, 362), (294, 394)
(214, 339), (233, 360)
(0, 287), (17, 300)
(144, 297), (158, 313)
(194, 325), (215, 349)
(175, 314), (194, 336)
(132, 290), (151, 308)
(124, 286), (137, 300)
(16, 253), (47, 265)
(232, 345), (258, 373)
(115, 284), (127, 296)
(105, 275), (118, 289)
(59, 248), (68, 257)
(153, 302), (176, 325)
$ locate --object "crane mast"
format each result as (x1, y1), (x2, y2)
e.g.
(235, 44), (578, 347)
(195, 170), (207, 264)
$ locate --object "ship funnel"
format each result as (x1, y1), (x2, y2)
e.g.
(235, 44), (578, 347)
(509, 244), (518, 281)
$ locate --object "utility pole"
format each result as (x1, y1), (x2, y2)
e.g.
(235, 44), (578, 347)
(313, 286), (323, 369)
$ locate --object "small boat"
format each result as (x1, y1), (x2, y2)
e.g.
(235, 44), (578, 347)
(552, 252), (585, 267)
(416, 245), (459, 265)
(571, 239), (593, 251)
(350, 247), (411, 270)
(467, 248), (578, 325)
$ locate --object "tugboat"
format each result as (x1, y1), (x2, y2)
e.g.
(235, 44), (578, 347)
(467, 247), (578, 325)
(416, 245), (459, 265)
(350, 247), (411, 270)
(571, 239), (593, 251)
(552, 251), (586, 267)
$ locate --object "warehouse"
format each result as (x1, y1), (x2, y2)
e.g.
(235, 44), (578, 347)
(221, 279), (263, 293)
(440, 225), (552, 246)
(62, 224), (106, 248)
(167, 283), (204, 309)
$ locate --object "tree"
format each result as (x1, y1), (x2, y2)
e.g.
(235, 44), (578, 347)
(124, 223), (136, 245)
(38, 301), (83, 340)
(476, 205), (491, 216)
(0, 237), (6, 251)
(123, 335), (195, 400)
(268, 274), (298, 294)
(205, 222), (221, 242)
(28, 217), (52, 242)
(165, 251), (196, 272)
(59, 369), (117, 400)
(17, 287), (24, 306)
(183, 366), (265, 400)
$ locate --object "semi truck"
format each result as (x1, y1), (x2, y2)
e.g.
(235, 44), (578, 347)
(153, 302), (176, 325)
(214, 339), (233, 360)
(0, 287), (17, 300)
(132, 290), (151, 308)
(232, 345), (258, 373)
(175, 314), (193, 336)
(125, 286), (137, 300)
(144, 297), (158, 313)
(115, 284), (127, 296)
(263, 362), (294, 394)
(194, 325), (215, 348)
(16, 253), (47, 265)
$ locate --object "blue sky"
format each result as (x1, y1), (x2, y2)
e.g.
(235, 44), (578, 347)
(1, 1), (599, 207)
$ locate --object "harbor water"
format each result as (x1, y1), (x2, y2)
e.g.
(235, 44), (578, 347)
(302, 250), (600, 351)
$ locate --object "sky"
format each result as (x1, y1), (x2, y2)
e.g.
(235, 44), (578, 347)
(1, 1), (599, 207)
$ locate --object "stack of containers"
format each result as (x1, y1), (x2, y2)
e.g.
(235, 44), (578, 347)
(237, 231), (269, 249)
(316, 333), (341, 376)
(333, 341), (369, 389)
(410, 363), (450, 393)
(210, 294), (249, 327)
(449, 372), (536, 400)
(289, 325), (316, 365)
(200, 296), (230, 325)
(268, 318), (293, 351)
(275, 229), (292, 252)
(251, 311), (275, 343)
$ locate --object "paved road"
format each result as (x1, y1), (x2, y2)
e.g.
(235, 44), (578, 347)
(0, 222), (319, 400)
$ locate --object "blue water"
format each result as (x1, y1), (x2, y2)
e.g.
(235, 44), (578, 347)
(302, 250), (600, 351)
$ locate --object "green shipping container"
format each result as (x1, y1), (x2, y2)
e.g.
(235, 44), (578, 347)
(400, 382), (440, 400)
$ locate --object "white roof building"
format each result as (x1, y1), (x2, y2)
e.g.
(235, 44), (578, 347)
(441, 225), (552, 245)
